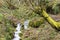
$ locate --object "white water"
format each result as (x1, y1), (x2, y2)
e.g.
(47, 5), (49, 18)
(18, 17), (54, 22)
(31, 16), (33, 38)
(12, 20), (30, 40)
(13, 23), (21, 40)
(24, 20), (30, 30)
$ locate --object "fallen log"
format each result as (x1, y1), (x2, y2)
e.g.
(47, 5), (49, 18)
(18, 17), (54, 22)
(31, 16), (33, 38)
(41, 10), (60, 30)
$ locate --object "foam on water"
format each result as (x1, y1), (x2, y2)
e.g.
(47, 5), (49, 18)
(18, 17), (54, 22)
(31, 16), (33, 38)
(13, 20), (30, 40)
(13, 23), (21, 40)
(24, 20), (29, 29)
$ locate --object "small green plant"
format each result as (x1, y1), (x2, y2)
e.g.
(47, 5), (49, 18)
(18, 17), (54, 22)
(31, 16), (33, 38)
(0, 14), (4, 22)
(4, 18), (14, 40)
(53, 5), (60, 14)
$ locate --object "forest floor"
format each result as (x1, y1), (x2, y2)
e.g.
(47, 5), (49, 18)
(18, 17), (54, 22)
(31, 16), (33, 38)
(0, 0), (60, 40)
(0, 10), (60, 40)
(21, 14), (60, 40)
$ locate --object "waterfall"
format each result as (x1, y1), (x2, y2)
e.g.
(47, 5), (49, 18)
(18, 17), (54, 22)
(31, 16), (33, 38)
(12, 23), (21, 40)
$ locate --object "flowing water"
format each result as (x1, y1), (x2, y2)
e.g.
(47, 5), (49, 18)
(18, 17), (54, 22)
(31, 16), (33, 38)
(12, 23), (21, 40)
(12, 20), (30, 40)
(24, 20), (30, 29)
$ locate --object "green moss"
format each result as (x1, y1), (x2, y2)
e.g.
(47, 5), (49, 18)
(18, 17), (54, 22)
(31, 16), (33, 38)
(29, 18), (44, 28)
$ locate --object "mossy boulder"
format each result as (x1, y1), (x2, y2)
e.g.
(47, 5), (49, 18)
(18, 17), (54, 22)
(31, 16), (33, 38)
(29, 18), (44, 28)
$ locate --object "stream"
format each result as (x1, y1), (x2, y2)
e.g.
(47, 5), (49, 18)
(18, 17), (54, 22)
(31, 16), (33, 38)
(12, 23), (21, 40)
(12, 20), (29, 40)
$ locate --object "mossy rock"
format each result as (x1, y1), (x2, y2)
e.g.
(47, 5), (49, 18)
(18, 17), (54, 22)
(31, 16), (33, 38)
(29, 18), (44, 28)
